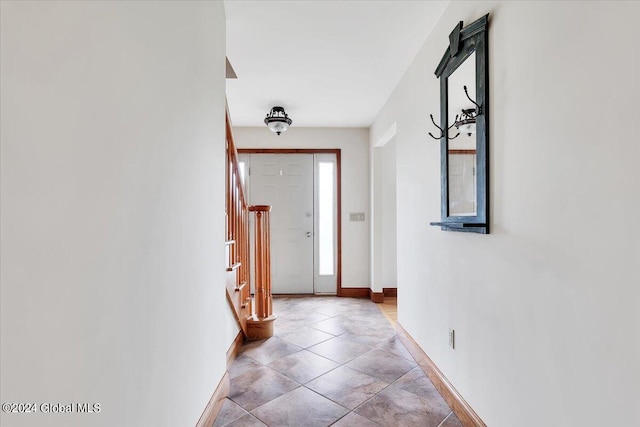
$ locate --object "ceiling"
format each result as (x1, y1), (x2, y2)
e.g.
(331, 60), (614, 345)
(224, 0), (448, 128)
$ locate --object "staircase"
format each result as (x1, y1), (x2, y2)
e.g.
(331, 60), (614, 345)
(225, 107), (275, 340)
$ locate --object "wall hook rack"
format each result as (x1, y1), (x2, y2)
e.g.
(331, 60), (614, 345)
(463, 85), (482, 115)
(428, 113), (460, 140)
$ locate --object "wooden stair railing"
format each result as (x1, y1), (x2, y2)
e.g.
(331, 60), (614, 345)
(225, 107), (251, 337)
(225, 107), (275, 340)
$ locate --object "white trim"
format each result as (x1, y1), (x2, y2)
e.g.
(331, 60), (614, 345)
(374, 121), (397, 147)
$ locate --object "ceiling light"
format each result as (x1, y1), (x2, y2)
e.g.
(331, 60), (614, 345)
(455, 108), (477, 136)
(264, 106), (292, 135)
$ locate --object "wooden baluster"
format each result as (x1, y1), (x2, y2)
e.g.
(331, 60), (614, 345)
(233, 180), (237, 286)
(260, 209), (267, 317)
(229, 160), (234, 241)
(242, 208), (247, 285)
(255, 209), (264, 318)
(243, 209), (250, 310)
(238, 205), (243, 285)
(265, 210), (272, 317)
(225, 156), (228, 240)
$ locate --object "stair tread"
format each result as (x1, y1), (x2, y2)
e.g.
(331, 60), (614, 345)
(226, 262), (242, 272)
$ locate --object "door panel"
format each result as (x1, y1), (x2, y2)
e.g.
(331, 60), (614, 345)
(249, 154), (314, 294)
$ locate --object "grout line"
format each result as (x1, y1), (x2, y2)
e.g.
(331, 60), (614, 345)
(220, 397), (251, 427)
(436, 411), (454, 427)
(211, 397), (249, 427)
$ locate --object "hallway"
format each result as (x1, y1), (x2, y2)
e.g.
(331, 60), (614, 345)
(213, 297), (463, 427)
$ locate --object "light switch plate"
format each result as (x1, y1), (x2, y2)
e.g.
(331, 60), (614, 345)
(349, 212), (365, 222)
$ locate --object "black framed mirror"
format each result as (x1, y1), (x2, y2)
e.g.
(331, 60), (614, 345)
(430, 14), (489, 234)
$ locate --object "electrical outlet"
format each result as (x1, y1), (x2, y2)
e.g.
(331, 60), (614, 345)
(449, 329), (455, 349)
(349, 212), (365, 222)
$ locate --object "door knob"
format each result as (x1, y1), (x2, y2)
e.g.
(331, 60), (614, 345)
(306, 232), (312, 237)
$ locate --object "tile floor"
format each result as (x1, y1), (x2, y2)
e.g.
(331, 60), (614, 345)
(213, 297), (462, 427)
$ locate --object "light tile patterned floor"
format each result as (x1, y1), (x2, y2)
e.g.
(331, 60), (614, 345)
(213, 297), (462, 427)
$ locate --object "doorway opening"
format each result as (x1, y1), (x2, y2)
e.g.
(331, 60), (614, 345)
(238, 149), (341, 295)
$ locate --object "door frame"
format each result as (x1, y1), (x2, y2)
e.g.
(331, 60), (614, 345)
(238, 148), (342, 295)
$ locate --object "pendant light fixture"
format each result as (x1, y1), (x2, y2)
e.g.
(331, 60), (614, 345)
(454, 85), (481, 136)
(428, 85), (481, 140)
(264, 106), (292, 135)
(454, 108), (477, 136)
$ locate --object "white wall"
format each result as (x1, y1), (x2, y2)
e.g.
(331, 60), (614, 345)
(232, 127), (370, 289)
(0, 2), (230, 426)
(372, 138), (398, 292)
(370, 1), (640, 426)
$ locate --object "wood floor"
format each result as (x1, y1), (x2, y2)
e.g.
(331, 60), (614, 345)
(377, 297), (397, 326)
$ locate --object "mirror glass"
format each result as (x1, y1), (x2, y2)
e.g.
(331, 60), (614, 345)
(447, 51), (476, 217)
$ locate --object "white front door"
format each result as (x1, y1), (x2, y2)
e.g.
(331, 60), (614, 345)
(249, 154), (314, 294)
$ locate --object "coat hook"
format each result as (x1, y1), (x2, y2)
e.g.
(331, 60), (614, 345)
(428, 114), (460, 140)
(463, 85), (482, 115)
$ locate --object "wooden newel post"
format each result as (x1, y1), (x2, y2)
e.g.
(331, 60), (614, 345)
(247, 205), (275, 339)
(265, 209), (272, 316)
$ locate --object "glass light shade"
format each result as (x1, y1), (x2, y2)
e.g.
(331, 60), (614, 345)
(264, 106), (292, 135)
(454, 108), (477, 135)
(457, 122), (476, 134)
(267, 120), (289, 134)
